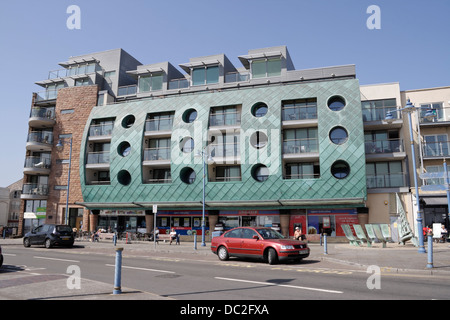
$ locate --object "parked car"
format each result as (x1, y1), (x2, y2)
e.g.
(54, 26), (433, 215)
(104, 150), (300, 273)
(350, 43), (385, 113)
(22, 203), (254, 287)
(211, 227), (309, 265)
(23, 224), (74, 249)
(0, 245), (3, 268)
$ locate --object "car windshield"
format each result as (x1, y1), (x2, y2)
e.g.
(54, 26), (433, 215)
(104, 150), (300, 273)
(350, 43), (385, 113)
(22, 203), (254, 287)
(56, 225), (72, 232)
(255, 228), (285, 240)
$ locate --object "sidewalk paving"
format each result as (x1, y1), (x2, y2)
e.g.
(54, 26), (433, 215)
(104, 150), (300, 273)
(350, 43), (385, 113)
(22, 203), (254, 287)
(0, 237), (449, 300)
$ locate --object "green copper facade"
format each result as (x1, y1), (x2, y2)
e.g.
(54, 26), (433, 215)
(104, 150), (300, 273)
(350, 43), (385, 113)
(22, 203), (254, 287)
(80, 78), (366, 210)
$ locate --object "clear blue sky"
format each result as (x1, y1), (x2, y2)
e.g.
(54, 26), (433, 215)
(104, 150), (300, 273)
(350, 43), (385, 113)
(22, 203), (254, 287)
(0, 0), (449, 187)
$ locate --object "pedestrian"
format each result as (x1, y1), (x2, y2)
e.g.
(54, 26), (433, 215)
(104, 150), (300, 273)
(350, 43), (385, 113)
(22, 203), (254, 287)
(294, 227), (305, 241)
(440, 224), (448, 243)
(169, 228), (177, 245)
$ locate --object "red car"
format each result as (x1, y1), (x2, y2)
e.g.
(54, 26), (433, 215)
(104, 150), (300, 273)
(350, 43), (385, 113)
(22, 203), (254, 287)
(211, 227), (309, 264)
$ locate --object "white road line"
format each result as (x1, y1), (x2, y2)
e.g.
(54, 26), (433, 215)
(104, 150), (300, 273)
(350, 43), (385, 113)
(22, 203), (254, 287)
(105, 264), (175, 274)
(34, 256), (80, 263)
(215, 277), (343, 294)
(3, 253), (17, 256)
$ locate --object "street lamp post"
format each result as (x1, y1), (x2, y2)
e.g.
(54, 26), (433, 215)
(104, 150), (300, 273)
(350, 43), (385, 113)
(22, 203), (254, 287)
(195, 150), (213, 247)
(56, 137), (73, 226)
(385, 99), (435, 254)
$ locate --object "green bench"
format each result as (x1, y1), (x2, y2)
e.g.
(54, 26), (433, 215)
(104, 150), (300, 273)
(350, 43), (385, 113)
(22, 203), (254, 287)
(340, 224), (362, 246)
(353, 224), (371, 247)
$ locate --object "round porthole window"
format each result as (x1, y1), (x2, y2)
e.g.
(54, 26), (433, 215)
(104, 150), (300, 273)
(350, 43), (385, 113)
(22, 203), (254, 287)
(251, 102), (268, 118)
(251, 164), (269, 182)
(117, 170), (132, 186)
(121, 115), (135, 128)
(183, 109), (198, 123)
(329, 127), (348, 145)
(250, 131), (268, 149)
(118, 141), (131, 157)
(180, 167), (196, 184)
(180, 137), (194, 153)
(327, 96), (346, 111)
(331, 160), (350, 179)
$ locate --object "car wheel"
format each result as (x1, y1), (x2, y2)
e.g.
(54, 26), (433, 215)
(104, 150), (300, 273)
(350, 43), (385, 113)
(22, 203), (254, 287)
(23, 238), (31, 248)
(267, 248), (278, 265)
(217, 246), (229, 261)
(45, 238), (52, 249)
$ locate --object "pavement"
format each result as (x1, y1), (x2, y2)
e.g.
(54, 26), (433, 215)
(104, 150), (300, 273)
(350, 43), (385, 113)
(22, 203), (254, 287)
(0, 237), (449, 300)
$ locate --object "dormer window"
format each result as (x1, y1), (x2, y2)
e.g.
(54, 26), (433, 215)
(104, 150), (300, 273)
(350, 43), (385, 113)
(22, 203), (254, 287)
(251, 57), (281, 79)
(192, 65), (219, 86)
(139, 73), (163, 92)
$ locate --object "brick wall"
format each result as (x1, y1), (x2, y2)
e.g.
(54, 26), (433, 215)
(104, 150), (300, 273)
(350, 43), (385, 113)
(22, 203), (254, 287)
(47, 85), (98, 228)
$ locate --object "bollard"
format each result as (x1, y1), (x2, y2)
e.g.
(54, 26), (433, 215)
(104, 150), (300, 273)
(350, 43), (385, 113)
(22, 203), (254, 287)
(320, 233), (323, 246)
(427, 235), (433, 269)
(194, 233), (197, 250)
(113, 233), (117, 246)
(113, 247), (123, 294)
(323, 234), (328, 255)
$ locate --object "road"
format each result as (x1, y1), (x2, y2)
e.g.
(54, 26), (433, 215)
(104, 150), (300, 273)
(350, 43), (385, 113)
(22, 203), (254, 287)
(1, 244), (450, 301)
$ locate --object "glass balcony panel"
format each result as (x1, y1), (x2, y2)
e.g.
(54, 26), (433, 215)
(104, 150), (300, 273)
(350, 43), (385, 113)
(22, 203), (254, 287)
(283, 138), (319, 154)
(27, 132), (54, 145)
(366, 173), (405, 188)
(24, 156), (51, 169)
(86, 152), (110, 164)
(22, 183), (49, 196)
(30, 107), (56, 120)
(89, 122), (114, 136)
(143, 147), (171, 161)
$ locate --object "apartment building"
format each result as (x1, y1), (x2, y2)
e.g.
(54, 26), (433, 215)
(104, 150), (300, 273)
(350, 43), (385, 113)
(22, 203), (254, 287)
(19, 45), (448, 240)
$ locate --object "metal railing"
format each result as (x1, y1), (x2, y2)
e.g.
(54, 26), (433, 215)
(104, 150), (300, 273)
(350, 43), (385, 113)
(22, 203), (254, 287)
(27, 131), (54, 145)
(145, 118), (173, 132)
(86, 151), (110, 164)
(423, 141), (450, 157)
(209, 142), (240, 158)
(89, 123), (114, 137)
(366, 173), (406, 188)
(143, 147), (171, 161)
(168, 78), (189, 90)
(365, 139), (404, 154)
(117, 85), (137, 96)
(362, 106), (400, 122)
(282, 107), (317, 121)
(209, 111), (241, 126)
(283, 138), (319, 154)
(24, 156), (51, 169)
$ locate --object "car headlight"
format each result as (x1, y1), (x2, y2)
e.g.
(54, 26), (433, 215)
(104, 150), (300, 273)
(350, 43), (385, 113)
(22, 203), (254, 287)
(281, 245), (294, 249)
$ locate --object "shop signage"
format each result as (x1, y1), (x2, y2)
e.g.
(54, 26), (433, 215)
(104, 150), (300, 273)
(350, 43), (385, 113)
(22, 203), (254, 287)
(100, 210), (145, 216)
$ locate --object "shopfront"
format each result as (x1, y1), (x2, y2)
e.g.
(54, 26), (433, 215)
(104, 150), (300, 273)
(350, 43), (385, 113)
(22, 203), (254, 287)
(155, 211), (208, 236)
(289, 209), (359, 237)
(98, 210), (147, 233)
(218, 210), (280, 230)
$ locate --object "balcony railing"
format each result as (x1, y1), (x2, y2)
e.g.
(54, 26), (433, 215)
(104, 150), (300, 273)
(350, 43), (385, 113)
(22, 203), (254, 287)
(213, 176), (242, 182)
(147, 178), (172, 184)
(143, 147), (171, 161)
(89, 123), (114, 137)
(284, 173), (320, 180)
(117, 85), (137, 96)
(365, 139), (404, 154)
(86, 152), (110, 164)
(145, 118), (173, 132)
(30, 107), (56, 120)
(283, 138), (319, 154)
(24, 157), (51, 169)
(35, 90), (58, 102)
(423, 141), (450, 157)
(209, 112), (241, 127)
(362, 106), (400, 122)
(225, 72), (250, 83)
(282, 107), (317, 121)
(366, 173), (406, 188)
(168, 78), (189, 90)
(22, 183), (49, 196)
(209, 143), (240, 158)
(27, 131), (54, 145)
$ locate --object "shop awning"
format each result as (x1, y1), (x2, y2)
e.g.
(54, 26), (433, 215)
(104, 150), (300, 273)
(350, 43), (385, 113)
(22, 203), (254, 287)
(423, 197), (448, 205)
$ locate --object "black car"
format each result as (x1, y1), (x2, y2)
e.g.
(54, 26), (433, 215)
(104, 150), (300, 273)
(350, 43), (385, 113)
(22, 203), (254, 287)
(0, 245), (3, 268)
(24, 224), (74, 248)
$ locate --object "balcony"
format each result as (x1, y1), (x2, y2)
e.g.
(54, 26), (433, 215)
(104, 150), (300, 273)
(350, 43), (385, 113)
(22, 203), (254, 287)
(224, 72), (250, 83)
(35, 90), (58, 103)
(88, 122), (114, 141)
(282, 138), (319, 161)
(365, 139), (405, 161)
(366, 173), (406, 189)
(209, 143), (240, 164)
(117, 85), (137, 96)
(86, 152), (110, 169)
(362, 105), (402, 130)
(209, 111), (241, 128)
(29, 107), (56, 128)
(23, 156), (51, 175)
(21, 183), (49, 200)
(26, 131), (54, 152)
(143, 147), (171, 166)
(144, 117), (173, 138)
(423, 141), (450, 159)
(168, 78), (189, 90)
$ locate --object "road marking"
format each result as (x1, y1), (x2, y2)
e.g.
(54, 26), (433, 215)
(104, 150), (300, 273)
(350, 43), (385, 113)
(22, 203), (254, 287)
(215, 277), (343, 294)
(2, 253), (17, 256)
(34, 256), (80, 263)
(105, 264), (175, 274)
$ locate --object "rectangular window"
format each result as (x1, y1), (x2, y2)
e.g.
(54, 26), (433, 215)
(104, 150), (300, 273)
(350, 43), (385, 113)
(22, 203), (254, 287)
(138, 73), (163, 93)
(251, 58), (282, 79)
(366, 161), (404, 188)
(283, 128), (318, 154)
(192, 66), (219, 86)
(282, 98), (317, 121)
(215, 166), (241, 182)
(285, 162), (320, 179)
(420, 102), (443, 123)
(424, 134), (449, 157)
(361, 99), (397, 122)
